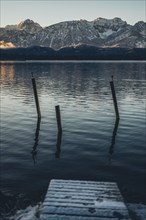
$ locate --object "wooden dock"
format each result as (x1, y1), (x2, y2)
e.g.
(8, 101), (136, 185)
(40, 179), (131, 220)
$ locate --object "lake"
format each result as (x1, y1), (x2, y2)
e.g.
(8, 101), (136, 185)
(0, 61), (146, 218)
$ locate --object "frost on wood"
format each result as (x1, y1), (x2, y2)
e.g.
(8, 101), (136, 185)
(40, 179), (131, 220)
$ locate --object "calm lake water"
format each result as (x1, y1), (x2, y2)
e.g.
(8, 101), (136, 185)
(0, 61), (146, 218)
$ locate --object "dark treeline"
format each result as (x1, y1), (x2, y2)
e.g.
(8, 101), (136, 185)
(0, 45), (146, 60)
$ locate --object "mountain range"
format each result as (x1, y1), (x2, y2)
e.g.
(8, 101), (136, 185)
(0, 17), (146, 49)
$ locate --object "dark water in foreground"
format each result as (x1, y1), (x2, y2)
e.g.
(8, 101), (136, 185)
(0, 61), (146, 218)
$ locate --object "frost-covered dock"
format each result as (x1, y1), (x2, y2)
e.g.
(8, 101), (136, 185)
(40, 179), (131, 220)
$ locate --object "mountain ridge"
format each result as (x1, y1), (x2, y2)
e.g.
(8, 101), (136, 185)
(0, 17), (146, 49)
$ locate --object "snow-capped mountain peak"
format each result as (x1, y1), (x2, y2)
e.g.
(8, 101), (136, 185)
(17, 19), (42, 33)
(0, 17), (146, 49)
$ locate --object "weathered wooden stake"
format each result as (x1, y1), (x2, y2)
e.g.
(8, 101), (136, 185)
(55, 131), (62, 159)
(31, 72), (41, 118)
(110, 76), (120, 119)
(55, 105), (62, 132)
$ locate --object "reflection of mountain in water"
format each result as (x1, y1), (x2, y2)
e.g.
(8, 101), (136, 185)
(1, 61), (146, 208)
(0, 62), (145, 105)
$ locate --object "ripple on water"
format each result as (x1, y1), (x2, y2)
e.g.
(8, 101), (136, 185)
(1, 62), (146, 215)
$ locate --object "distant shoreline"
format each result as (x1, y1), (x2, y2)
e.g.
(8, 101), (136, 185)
(0, 46), (146, 61)
(0, 59), (145, 62)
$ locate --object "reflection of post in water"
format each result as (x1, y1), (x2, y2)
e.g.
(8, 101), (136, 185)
(31, 117), (41, 165)
(109, 118), (119, 164)
(55, 131), (62, 159)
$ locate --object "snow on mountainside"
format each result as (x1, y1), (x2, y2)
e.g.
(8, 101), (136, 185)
(5, 19), (42, 33)
(17, 19), (42, 33)
(0, 17), (146, 49)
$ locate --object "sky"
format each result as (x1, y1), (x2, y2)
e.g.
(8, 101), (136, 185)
(0, 0), (146, 27)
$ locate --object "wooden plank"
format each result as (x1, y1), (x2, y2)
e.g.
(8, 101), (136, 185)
(49, 181), (117, 187)
(47, 189), (122, 198)
(45, 193), (122, 202)
(48, 186), (119, 192)
(40, 214), (121, 220)
(42, 200), (126, 209)
(49, 180), (118, 189)
(40, 179), (131, 220)
(41, 205), (130, 218)
(50, 179), (117, 186)
(47, 187), (121, 195)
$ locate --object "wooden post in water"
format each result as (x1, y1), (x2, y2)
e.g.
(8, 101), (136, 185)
(55, 105), (62, 132)
(110, 75), (120, 119)
(31, 72), (41, 118)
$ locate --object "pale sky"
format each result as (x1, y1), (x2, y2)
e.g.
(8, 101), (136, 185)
(0, 0), (146, 27)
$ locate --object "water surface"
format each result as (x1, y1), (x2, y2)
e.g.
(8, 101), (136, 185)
(0, 61), (146, 218)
